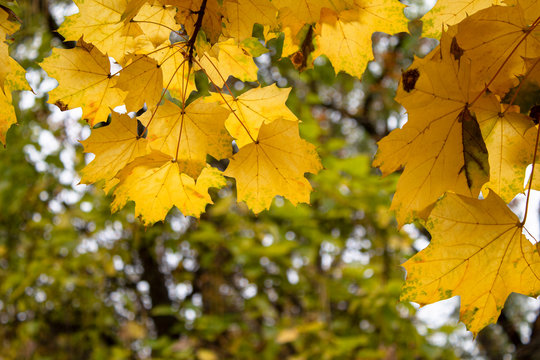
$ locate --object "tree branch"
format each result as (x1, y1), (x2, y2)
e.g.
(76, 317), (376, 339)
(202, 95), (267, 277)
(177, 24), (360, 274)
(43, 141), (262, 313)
(187, 0), (207, 63)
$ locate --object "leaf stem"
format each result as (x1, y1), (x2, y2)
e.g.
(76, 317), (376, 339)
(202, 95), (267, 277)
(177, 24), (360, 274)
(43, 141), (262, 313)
(521, 114), (540, 226)
(141, 58), (188, 133)
(469, 16), (540, 107)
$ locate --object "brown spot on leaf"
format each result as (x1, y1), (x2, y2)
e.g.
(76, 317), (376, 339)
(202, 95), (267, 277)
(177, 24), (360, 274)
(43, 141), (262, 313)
(401, 68), (419, 92)
(290, 51), (305, 70)
(450, 37), (464, 61)
(55, 100), (69, 111)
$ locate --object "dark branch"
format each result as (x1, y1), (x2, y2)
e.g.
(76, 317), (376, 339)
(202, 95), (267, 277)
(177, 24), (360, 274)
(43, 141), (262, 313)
(187, 0), (207, 63)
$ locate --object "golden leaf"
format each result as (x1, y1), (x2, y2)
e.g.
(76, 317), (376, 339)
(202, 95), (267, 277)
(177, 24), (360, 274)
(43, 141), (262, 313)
(116, 54), (164, 111)
(140, 98), (231, 177)
(473, 95), (536, 201)
(374, 30), (486, 226)
(453, 1), (540, 94)
(402, 192), (540, 335)
(212, 84), (298, 148)
(316, 0), (408, 78)
(420, 0), (503, 39)
(222, 0), (278, 42)
(80, 112), (149, 190)
(199, 38), (259, 87)
(224, 119), (322, 213)
(112, 151), (225, 224)
(41, 41), (126, 126)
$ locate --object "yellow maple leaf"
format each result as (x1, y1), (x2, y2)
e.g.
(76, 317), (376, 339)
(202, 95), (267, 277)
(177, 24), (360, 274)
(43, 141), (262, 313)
(374, 30), (489, 226)
(472, 95), (536, 202)
(58, 0), (152, 62)
(199, 38), (259, 88)
(80, 112), (149, 190)
(316, 0), (408, 78)
(115, 54), (164, 112)
(274, 0), (352, 24)
(420, 0), (503, 39)
(453, 1), (540, 95)
(212, 84), (298, 148)
(222, 0), (278, 42)
(401, 192), (540, 335)
(148, 42), (197, 100)
(41, 41), (126, 126)
(112, 151), (225, 224)
(140, 99), (231, 177)
(133, 1), (178, 47)
(224, 119), (322, 213)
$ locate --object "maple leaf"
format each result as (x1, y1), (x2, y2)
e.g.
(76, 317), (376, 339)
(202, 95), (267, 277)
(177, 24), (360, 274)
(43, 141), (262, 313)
(80, 112), (149, 191)
(112, 151), (225, 224)
(222, 0), (278, 42)
(199, 38), (259, 88)
(453, 1), (540, 95)
(147, 42), (196, 101)
(115, 54), (164, 112)
(420, 0), (504, 39)
(224, 118), (322, 213)
(274, 0), (352, 24)
(40, 40), (126, 126)
(373, 30), (489, 225)
(132, 1), (178, 47)
(316, 0), (408, 78)
(401, 192), (540, 335)
(212, 84), (299, 148)
(58, 0), (152, 62)
(140, 98), (232, 177)
(473, 95), (536, 201)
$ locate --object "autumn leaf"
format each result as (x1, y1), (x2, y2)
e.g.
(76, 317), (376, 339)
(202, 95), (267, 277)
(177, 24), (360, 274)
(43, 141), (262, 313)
(115, 54), (164, 112)
(132, 1), (178, 47)
(58, 0), (151, 62)
(222, 0), (278, 42)
(41, 40), (126, 126)
(453, 1), (540, 95)
(140, 98), (232, 177)
(212, 84), (299, 148)
(148, 42), (196, 101)
(401, 192), (540, 335)
(80, 112), (149, 191)
(224, 119), (322, 213)
(199, 38), (259, 88)
(420, 0), (503, 39)
(274, 0), (352, 24)
(112, 151), (225, 224)
(316, 0), (408, 78)
(472, 95), (536, 201)
(373, 30), (488, 226)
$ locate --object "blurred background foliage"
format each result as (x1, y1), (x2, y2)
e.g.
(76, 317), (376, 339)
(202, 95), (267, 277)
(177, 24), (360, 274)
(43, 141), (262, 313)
(0, 0), (539, 359)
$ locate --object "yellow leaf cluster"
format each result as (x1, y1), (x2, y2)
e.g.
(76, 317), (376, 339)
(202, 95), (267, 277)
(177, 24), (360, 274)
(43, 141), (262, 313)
(45, 0), (406, 223)
(374, 0), (540, 333)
